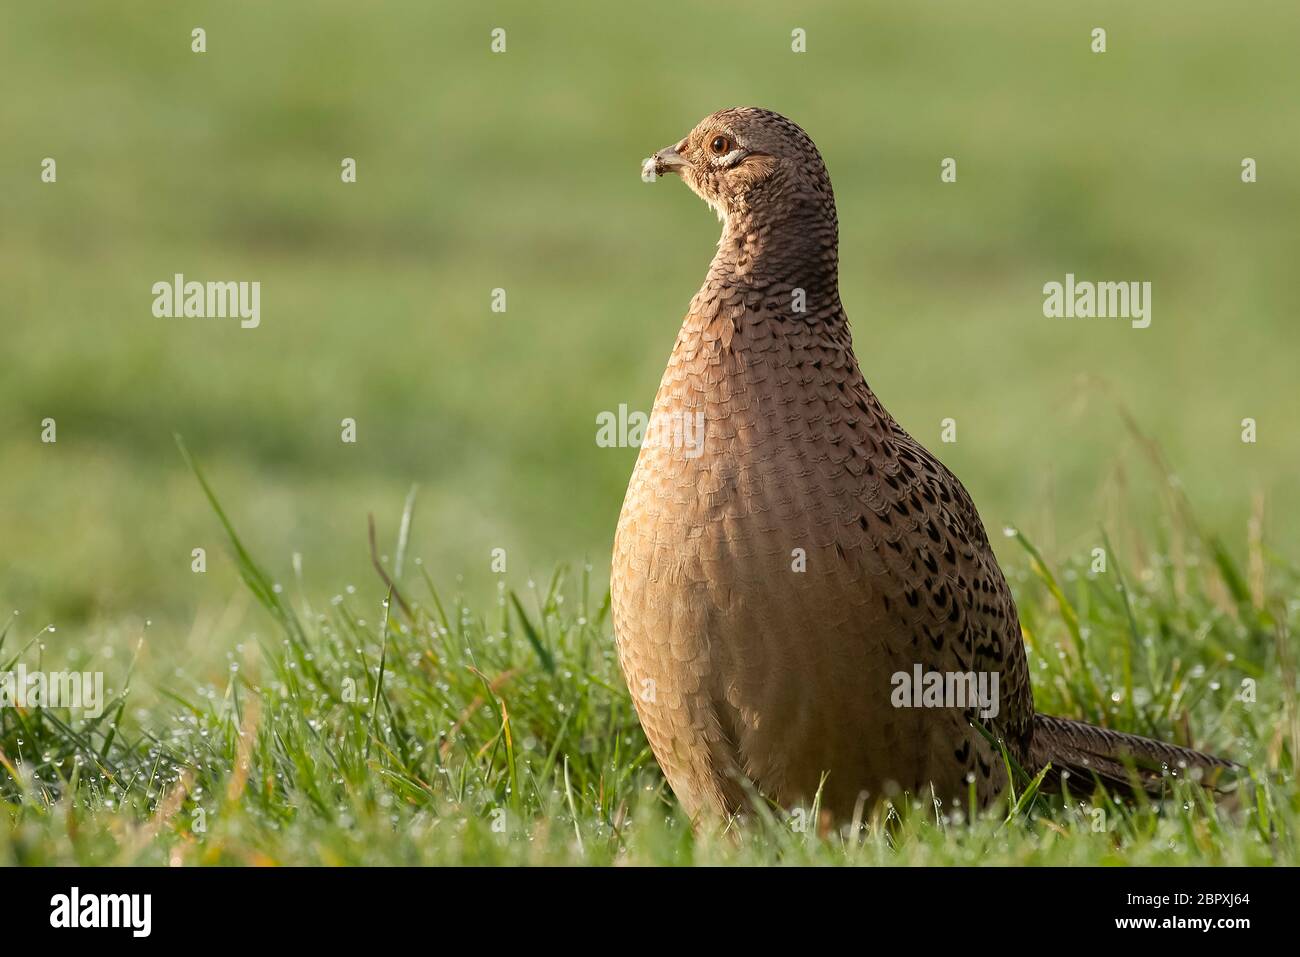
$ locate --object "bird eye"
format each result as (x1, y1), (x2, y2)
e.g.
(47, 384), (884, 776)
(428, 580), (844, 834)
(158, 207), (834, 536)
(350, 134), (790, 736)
(709, 135), (733, 156)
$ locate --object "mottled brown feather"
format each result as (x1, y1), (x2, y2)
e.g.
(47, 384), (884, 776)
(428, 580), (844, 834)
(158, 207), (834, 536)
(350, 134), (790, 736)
(612, 107), (1232, 821)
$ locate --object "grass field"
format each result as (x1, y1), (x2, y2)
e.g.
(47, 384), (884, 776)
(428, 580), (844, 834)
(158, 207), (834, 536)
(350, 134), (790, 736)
(2, 2), (1297, 864)
(1, 455), (1296, 864)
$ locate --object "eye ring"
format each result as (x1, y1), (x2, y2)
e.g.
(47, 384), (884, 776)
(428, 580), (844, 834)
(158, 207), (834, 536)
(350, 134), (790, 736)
(709, 134), (733, 156)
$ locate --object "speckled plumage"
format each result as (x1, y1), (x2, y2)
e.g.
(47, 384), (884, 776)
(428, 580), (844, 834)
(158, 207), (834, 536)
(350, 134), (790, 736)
(612, 108), (1232, 821)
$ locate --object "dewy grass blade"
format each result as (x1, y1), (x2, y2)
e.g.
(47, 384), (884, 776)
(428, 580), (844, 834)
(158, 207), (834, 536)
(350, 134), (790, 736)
(365, 589), (393, 761)
(395, 484), (418, 580)
(509, 591), (555, 673)
(174, 434), (305, 641)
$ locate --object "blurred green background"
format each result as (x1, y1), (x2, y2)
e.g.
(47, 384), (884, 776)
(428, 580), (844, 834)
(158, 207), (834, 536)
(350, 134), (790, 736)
(2, 1), (1297, 655)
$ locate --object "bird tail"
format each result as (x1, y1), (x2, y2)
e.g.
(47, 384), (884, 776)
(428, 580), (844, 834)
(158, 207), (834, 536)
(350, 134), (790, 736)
(1030, 713), (1237, 796)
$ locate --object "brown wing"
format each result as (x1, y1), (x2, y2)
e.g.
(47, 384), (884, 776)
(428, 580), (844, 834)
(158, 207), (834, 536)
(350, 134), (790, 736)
(831, 330), (1036, 772)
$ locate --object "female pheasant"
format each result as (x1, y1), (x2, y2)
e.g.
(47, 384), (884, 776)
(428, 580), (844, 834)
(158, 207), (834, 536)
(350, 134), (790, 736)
(610, 107), (1232, 821)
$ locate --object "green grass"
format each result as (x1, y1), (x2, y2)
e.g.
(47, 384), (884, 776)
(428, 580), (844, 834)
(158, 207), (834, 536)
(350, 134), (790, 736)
(1, 449), (1295, 865)
(2, 0), (1297, 865)
(2, 0), (1298, 638)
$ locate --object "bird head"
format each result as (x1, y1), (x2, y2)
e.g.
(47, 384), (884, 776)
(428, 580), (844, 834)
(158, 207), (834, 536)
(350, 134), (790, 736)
(642, 107), (835, 229)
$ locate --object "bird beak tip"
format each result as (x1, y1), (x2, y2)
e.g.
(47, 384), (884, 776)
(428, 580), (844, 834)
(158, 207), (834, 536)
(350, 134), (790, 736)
(643, 146), (687, 182)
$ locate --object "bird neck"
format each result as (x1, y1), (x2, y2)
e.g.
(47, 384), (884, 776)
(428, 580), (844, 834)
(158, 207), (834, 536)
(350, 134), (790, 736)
(709, 191), (841, 300)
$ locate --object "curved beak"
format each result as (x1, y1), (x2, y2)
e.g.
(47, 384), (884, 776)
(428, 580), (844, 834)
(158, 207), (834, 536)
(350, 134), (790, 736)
(642, 140), (690, 180)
